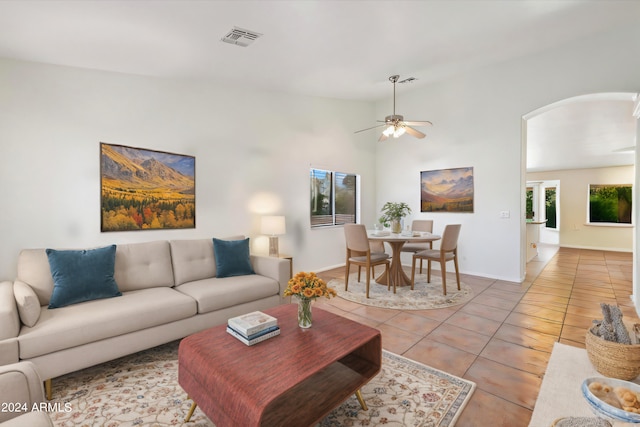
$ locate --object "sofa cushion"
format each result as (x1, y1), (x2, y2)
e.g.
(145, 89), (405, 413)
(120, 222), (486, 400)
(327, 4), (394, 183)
(114, 241), (175, 291)
(18, 287), (197, 359)
(17, 242), (176, 303)
(169, 236), (246, 285)
(213, 238), (255, 278)
(175, 275), (279, 314)
(13, 281), (41, 327)
(46, 245), (121, 309)
(169, 239), (216, 286)
(16, 249), (56, 306)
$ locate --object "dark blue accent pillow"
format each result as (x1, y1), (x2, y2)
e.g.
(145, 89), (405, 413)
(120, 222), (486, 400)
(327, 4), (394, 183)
(213, 238), (255, 278)
(46, 245), (121, 309)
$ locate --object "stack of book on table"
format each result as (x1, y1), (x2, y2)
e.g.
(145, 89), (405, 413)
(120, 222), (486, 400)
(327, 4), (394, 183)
(227, 311), (280, 346)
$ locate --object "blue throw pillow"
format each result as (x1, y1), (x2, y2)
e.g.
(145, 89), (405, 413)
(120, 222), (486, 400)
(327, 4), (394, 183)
(46, 245), (121, 309)
(213, 238), (255, 278)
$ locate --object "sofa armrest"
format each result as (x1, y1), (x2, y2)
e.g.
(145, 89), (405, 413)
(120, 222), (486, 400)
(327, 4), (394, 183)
(250, 255), (290, 295)
(0, 362), (46, 423)
(0, 338), (19, 366)
(0, 281), (20, 341)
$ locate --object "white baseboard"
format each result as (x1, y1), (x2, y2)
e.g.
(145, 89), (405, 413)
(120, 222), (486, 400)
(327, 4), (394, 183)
(559, 244), (632, 253)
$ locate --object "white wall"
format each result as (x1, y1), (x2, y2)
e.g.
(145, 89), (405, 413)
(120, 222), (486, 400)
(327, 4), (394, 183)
(1, 23), (640, 286)
(0, 58), (376, 280)
(528, 166), (633, 252)
(374, 23), (640, 282)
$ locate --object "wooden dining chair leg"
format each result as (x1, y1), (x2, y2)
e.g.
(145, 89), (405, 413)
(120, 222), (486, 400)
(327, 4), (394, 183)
(365, 266), (371, 298)
(440, 258), (447, 296)
(345, 258), (350, 291)
(410, 256), (417, 290)
(427, 260), (432, 283)
(454, 254), (461, 290)
(357, 266), (362, 282)
(392, 263), (396, 294)
(385, 262), (392, 294)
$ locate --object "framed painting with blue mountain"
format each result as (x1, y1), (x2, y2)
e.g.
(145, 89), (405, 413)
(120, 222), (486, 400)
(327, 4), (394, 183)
(100, 142), (195, 231)
(420, 167), (474, 213)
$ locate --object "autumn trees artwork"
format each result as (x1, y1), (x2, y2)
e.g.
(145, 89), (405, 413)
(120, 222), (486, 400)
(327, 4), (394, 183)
(100, 143), (195, 231)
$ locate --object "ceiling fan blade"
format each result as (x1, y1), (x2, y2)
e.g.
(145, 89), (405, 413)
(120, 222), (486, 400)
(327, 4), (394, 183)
(354, 124), (386, 134)
(378, 132), (389, 142)
(404, 126), (426, 139)
(403, 120), (433, 126)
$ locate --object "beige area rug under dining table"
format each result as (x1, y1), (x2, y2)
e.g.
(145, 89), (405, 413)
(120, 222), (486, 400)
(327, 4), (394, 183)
(529, 342), (640, 427)
(48, 340), (475, 427)
(329, 272), (474, 310)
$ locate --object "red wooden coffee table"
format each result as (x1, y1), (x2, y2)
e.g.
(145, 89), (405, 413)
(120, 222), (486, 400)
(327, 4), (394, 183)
(178, 304), (381, 427)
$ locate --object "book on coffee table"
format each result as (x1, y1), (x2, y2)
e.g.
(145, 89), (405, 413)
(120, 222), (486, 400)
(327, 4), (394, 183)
(226, 325), (280, 346)
(228, 324), (279, 340)
(228, 311), (278, 336)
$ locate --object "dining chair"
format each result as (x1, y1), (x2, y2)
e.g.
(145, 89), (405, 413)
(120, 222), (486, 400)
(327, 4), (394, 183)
(351, 240), (386, 281)
(401, 220), (434, 273)
(410, 224), (461, 295)
(357, 240), (386, 280)
(344, 224), (391, 298)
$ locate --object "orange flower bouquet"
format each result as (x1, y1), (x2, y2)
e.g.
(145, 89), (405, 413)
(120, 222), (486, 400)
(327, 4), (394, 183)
(284, 272), (336, 328)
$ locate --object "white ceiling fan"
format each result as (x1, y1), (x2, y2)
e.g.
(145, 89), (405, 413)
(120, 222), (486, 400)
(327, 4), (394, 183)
(355, 75), (432, 141)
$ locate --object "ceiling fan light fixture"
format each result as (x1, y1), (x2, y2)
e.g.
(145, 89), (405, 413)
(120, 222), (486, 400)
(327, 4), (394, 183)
(354, 75), (432, 140)
(393, 126), (406, 138)
(383, 125), (395, 136)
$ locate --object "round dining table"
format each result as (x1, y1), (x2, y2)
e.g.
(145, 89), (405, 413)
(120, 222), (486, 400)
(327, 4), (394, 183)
(367, 231), (441, 288)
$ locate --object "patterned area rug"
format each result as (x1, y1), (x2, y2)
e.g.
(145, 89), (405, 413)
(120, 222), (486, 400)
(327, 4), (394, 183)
(49, 341), (475, 427)
(329, 272), (474, 310)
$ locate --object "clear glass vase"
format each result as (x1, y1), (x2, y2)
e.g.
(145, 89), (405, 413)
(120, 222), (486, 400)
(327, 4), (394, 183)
(297, 297), (313, 328)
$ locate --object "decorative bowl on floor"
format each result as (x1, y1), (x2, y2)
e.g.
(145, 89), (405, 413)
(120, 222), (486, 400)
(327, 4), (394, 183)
(585, 327), (640, 380)
(581, 377), (640, 423)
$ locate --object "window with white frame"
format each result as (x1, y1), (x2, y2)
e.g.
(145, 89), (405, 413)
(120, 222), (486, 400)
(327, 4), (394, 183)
(310, 168), (358, 227)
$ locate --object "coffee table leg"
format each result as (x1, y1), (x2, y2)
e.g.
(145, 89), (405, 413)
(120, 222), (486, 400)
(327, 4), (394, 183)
(185, 400), (198, 422)
(355, 389), (368, 411)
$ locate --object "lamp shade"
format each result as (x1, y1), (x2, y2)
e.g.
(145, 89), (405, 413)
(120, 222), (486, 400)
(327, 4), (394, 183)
(261, 215), (286, 235)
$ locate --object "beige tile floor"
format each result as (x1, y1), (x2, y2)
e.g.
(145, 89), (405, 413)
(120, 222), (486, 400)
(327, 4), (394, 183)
(312, 245), (636, 426)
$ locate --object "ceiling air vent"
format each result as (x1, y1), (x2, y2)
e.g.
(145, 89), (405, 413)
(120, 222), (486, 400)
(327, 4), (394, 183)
(221, 27), (262, 47)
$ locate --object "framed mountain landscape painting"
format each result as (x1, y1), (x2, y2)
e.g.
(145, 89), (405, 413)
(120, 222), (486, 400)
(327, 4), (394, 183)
(100, 143), (195, 231)
(420, 167), (474, 213)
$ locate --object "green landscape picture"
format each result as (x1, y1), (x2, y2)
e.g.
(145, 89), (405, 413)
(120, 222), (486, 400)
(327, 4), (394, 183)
(100, 143), (195, 231)
(589, 184), (632, 224)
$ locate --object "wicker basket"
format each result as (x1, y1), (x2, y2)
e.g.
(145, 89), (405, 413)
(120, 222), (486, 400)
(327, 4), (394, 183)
(585, 326), (640, 380)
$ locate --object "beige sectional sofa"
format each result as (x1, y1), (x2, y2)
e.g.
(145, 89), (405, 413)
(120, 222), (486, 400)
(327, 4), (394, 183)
(0, 237), (289, 399)
(0, 361), (53, 426)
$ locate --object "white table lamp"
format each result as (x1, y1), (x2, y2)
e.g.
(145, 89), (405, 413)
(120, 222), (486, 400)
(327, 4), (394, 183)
(261, 215), (286, 257)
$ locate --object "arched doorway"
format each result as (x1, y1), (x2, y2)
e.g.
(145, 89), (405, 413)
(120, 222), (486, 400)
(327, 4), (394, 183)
(521, 93), (638, 307)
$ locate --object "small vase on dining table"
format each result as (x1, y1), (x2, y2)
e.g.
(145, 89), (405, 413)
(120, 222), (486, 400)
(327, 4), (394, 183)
(391, 219), (402, 234)
(297, 297), (312, 328)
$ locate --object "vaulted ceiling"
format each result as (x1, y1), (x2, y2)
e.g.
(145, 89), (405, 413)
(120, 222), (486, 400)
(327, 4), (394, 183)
(0, 0), (637, 171)
(527, 97), (637, 173)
